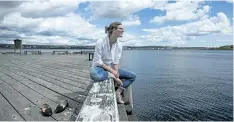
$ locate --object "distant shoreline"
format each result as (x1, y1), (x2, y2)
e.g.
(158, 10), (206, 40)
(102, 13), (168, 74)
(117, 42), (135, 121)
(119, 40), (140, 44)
(0, 44), (233, 50)
(0, 48), (233, 51)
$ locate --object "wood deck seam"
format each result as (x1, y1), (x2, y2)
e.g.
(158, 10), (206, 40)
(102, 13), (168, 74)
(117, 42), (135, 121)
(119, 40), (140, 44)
(0, 70), (85, 116)
(0, 64), (90, 85)
(0, 64), (88, 92)
(0, 68), (85, 104)
(0, 71), (59, 104)
(0, 78), (58, 121)
(1, 60), (91, 83)
(0, 65), (83, 93)
(6, 56), (91, 68)
(0, 92), (26, 121)
(6, 58), (91, 75)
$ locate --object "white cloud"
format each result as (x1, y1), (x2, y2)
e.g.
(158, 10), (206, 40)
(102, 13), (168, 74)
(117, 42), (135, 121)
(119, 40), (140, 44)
(0, 0), (87, 20)
(122, 40), (145, 46)
(215, 40), (232, 42)
(143, 12), (233, 46)
(225, 0), (233, 3)
(150, 1), (210, 23)
(0, 1), (23, 21)
(86, 0), (167, 19)
(1, 12), (42, 29)
(122, 15), (141, 26)
(0, 0), (106, 45)
(0, 4), (137, 45)
(18, 0), (86, 18)
(21, 35), (92, 45)
(0, 0), (143, 46)
(0, 0), (232, 46)
(119, 33), (136, 42)
(38, 13), (96, 34)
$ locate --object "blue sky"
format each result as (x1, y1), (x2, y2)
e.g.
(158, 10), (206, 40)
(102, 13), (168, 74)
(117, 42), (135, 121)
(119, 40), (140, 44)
(0, 0), (233, 47)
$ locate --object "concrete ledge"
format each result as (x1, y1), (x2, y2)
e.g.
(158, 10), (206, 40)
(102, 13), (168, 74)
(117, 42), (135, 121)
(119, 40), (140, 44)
(76, 78), (119, 122)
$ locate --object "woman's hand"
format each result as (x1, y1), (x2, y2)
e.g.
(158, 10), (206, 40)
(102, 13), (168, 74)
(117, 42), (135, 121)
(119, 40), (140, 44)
(114, 77), (123, 86)
(111, 70), (119, 78)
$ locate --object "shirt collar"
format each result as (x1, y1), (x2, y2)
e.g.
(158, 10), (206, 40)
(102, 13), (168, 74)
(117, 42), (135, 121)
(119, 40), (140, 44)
(106, 36), (118, 44)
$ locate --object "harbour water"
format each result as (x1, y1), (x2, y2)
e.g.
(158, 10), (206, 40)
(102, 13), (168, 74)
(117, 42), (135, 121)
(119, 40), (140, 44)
(120, 50), (233, 121)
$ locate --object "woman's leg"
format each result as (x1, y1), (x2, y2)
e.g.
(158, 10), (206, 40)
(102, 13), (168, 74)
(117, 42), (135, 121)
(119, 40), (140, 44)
(118, 68), (136, 89)
(90, 66), (109, 81)
(90, 66), (125, 103)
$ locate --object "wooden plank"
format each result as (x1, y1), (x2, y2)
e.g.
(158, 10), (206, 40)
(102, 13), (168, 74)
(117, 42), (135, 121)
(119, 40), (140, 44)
(6, 56), (91, 75)
(0, 55), (93, 120)
(72, 51), (81, 54)
(15, 55), (90, 67)
(24, 51), (41, 55)
(124, 104), (138, 121)
(0, 71), (78, 121)
(0, 64), (90, 94)
(52, 51), (69, 55)
(2, 57), (87, 73)
(1, 64), (88, 92)
(0, 66), (86, 102)
(2, 59), (91, 83)
(125, 104), (132, 115)
(0, 55), (91, 86)
(18, 56), (91, 70)
(76, 79), (119, 122)
(118, 104), (128, 121)
(127, 111), (138, 121)
(0, 69), (85, 120)
(0, 92), (25, 121)
(0, 54), (89, 67)
(0, 56), (90, 101)
(0, 77), (55, 121)
(123, 85), (133, 107)
(1, 52), (14, 54)
(32, 55), (87, 63)
(4, 59), (91, 84)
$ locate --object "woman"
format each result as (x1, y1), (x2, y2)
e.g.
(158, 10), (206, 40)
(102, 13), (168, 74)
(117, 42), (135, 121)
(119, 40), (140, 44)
(90, 22), (136, 104)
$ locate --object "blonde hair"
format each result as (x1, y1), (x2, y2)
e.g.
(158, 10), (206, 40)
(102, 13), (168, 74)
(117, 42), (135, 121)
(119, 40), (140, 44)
(105, 22), (122, 36)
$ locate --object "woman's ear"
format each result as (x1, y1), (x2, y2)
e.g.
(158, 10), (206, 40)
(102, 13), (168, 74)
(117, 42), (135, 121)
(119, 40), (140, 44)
(113, 27), (118, 31)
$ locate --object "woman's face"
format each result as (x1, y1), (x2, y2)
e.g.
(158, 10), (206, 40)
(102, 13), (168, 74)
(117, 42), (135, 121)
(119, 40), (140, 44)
(113, 25), (124, 38)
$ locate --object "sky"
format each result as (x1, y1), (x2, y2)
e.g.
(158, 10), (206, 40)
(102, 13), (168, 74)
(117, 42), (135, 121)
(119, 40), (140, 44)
(0, 0), (233, 47)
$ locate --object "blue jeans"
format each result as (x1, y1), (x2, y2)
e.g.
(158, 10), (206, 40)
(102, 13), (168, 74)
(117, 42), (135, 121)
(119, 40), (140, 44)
(90, 66), (136, 89)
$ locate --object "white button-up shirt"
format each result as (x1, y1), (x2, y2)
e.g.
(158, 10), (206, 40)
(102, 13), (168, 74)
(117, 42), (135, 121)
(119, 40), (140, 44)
(91, 36), (122, 68)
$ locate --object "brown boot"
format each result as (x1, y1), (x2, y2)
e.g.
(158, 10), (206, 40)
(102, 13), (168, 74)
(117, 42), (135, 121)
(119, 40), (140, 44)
(116, 88), (124, 104)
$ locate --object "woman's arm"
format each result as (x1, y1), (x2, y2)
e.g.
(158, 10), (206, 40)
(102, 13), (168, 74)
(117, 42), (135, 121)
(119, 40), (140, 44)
(112, 43), (122, 78)
(93, 40), (116, 74)
(101, 63), (116, 74)
(113, 64), (119, 71)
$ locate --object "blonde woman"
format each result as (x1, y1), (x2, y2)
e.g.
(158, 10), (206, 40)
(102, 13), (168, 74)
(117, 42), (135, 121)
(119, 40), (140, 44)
(90, 22), (136, 104)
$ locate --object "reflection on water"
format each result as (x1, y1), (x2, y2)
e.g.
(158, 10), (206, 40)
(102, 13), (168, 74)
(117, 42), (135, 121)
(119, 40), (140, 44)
(120, 50), (233, 121)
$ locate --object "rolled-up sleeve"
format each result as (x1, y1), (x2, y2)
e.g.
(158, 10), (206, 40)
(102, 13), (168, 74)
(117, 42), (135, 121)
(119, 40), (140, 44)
(113, 43), (122, 64)
(93, 40), (104, 67)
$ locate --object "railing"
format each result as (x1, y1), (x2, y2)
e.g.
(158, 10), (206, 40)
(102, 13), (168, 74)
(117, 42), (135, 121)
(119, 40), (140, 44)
(24, 51), (42, 55)
(52, 51), (69, 55)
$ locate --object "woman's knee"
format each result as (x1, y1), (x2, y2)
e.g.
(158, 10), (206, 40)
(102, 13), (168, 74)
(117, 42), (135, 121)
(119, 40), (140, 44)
(90, 71), (102, 81)
(129, 71), (136, 80)
(90, 67), (108, 81)
(119, 68), (136, 81)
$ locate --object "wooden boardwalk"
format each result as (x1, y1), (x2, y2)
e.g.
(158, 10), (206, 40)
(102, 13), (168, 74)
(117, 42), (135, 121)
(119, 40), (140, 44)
(0, 54), (92, 121)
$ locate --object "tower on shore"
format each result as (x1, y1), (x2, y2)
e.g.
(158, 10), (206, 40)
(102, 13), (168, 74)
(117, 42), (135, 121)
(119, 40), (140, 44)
(14, 39), (22, 54)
